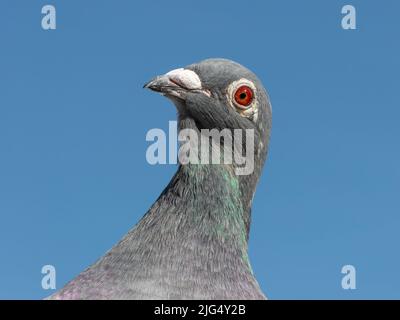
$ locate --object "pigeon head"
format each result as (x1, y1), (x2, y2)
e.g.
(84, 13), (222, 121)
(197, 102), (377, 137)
(144, 58), (271, 138)
(145, 58), (272, 209)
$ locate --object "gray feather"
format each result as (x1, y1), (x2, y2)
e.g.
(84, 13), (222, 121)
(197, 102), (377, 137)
(48, 58), (272, 300)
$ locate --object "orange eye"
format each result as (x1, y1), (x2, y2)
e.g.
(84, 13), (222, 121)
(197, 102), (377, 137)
(234, 85), (254, 107)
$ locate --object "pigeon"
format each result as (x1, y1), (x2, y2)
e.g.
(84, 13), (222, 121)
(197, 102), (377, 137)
(48, 58), (272, 300)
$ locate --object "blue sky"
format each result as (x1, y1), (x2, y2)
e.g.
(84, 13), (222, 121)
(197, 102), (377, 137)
(0, 0), (399, 299)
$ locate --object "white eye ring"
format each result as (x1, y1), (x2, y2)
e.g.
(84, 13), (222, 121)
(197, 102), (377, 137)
(228, 79), (257, 110)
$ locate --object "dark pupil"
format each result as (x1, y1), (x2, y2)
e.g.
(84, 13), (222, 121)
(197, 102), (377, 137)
(239, 92), (247, 100)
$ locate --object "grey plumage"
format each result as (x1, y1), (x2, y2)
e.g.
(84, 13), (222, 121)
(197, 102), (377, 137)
(49, 58), (272, 300)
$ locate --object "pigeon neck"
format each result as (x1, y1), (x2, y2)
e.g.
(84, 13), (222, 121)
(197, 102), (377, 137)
(175, 163), (251, 251)
(175, 116), (266, 235)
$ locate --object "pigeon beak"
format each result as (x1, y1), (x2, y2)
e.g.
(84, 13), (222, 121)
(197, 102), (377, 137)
(144, 68), (203, 99)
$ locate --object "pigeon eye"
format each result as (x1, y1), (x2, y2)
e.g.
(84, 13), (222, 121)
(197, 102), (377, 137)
(234, 85), (254, 108)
